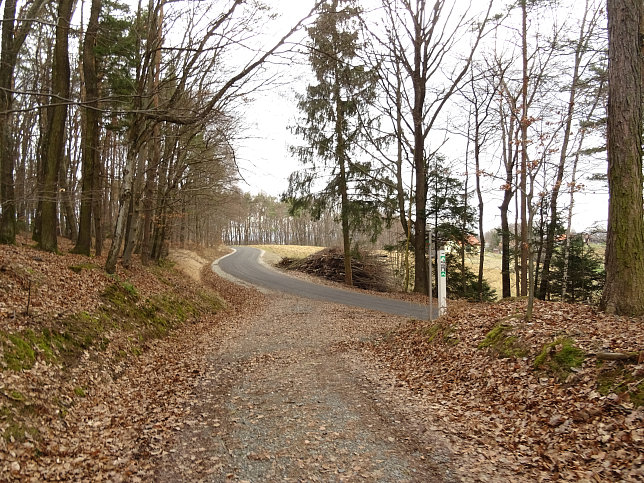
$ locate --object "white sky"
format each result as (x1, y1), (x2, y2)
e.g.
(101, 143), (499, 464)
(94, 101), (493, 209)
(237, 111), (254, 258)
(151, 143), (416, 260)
(233, 0), (314, 197)
(233, 0), (609, 233)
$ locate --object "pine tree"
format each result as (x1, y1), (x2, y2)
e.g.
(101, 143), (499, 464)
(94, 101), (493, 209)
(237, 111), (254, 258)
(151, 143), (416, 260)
(601, 0), (644, 315)
(289, 0), (377, 286)
(551, 235), (604, 304)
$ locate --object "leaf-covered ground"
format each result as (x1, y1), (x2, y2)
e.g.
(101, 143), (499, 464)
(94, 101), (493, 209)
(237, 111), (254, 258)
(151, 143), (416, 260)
(366, 299), (644, 481)
(0, 236), (237, 480)
(1, 236), (643, 481)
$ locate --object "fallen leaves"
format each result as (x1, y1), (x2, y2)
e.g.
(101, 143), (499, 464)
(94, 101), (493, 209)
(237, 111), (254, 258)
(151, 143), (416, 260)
(366, 298), (644, 480)
(0, 236), (263, 481)
(2, 235), (643, 481)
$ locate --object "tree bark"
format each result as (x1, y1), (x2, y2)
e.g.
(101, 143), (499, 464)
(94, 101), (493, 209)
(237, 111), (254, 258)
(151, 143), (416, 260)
(601, 0), (644, 315)
(411, 11), (428, 294)
(0, 0), (18, 244)
(38, 0), (75, 252)
(519, 0), (529, 297)
(0, 0), (47, 243)
(73, 0), (102, 255)
(335, 77), (353, 285)
(499, 98), (516, 299)
(105, 137), (139, 273)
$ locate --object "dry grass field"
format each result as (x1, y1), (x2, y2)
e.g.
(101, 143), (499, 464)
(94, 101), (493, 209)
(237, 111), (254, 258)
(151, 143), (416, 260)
(463, 251), (516, 299)
(252, 244), (325, 265)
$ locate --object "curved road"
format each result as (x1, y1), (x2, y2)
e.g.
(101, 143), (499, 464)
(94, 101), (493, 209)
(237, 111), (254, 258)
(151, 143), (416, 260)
(215, 246), (432, 319)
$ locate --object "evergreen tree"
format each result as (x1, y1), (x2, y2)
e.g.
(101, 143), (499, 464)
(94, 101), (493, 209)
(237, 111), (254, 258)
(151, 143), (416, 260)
(288, 0), (378, 286)
(551, 235), (605, 304)
(427, 158), (476, 249)
(445, 251), (497, 302)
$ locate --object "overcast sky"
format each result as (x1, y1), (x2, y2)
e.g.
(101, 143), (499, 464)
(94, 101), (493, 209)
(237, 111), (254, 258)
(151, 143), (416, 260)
(233, 1), (315, 199)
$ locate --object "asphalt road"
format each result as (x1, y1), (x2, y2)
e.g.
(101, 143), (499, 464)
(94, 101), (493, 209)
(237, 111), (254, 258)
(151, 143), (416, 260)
(215, 246), (432, 319)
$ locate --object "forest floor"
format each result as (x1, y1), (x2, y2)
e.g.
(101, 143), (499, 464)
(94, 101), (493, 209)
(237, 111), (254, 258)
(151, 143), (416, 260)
(0, 237), (642, 481)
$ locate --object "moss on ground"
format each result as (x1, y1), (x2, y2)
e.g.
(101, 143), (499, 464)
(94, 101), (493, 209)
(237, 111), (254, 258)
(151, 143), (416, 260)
(68, 262), (100, 273)
(1, 329), (69, 371)
(424, 322), (459, 346)
(1, 277), (224, 373)
(597, 362), (644, 408)
(534, 337), (585, 381)
(1, 392), (39, 442)
(478, 324), (527, 358)
(0, 263), (225, 449)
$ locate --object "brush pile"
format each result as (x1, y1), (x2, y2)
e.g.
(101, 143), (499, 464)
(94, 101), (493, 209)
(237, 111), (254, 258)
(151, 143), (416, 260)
(278, 247), (392, 292)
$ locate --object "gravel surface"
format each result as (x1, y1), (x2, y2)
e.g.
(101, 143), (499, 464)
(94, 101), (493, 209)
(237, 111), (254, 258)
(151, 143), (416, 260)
(153, 276), (455, 481)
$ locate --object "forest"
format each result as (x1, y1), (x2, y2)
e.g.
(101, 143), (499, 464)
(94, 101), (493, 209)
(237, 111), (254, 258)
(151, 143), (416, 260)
(0, 0), (642, 315)
(1, 1), (643, 479)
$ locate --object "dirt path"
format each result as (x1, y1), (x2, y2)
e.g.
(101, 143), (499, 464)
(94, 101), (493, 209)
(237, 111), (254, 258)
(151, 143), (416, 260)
(153, 286), (455, 482)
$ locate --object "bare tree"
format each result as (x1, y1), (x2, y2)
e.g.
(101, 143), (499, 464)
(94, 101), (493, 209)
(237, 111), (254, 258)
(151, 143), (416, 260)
(104, 0), (321, 273)
(73, 0), (102, 255)
(538, 0), (604, 299)
(35, 0), (75, 252)
(0, 0), (48, 244)
(377, 0), (493, 294)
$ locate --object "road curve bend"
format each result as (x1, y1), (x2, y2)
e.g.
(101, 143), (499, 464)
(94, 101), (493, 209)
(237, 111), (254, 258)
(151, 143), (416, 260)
(215, 246), (431, 319)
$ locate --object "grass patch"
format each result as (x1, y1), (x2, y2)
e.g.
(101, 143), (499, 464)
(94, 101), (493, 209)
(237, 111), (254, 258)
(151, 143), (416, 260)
(478, 323), (527, 358)
(253, 244), (325, 261)
(534, 337), (585, 381)
(73, 386), (86, 397)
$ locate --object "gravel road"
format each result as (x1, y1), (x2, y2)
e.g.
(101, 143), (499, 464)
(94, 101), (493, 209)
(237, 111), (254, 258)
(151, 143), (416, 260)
(154, 289), (455, 482)
(215, 246), (433, 319)
(151, 252), (460, 482)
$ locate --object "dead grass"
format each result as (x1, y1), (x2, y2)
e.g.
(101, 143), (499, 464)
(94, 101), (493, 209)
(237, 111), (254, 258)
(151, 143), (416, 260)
(463, 251), (518, 299)
(252, 245), (325, 261)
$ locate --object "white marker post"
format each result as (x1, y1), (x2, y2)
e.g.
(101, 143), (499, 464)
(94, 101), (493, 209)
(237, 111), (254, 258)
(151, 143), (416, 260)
(438, 250), (447, 316)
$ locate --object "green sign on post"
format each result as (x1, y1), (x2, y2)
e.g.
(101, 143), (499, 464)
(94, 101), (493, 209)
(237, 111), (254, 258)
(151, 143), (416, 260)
(440, 252), (446, 277)
(438, 250), (447, 316)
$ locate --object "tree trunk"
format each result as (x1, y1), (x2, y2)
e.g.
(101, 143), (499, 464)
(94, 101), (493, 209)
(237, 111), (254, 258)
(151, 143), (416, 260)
(141, 2), (162, 264)
(0, 0), (47, 243)
(0, 0), (19, 244)
(327, 0), (352, 286)
(519, 0), (529, 297)
(73, 0), (102, 255)
(474, 115), (485, 301)
(38, 0), (74, 252)
(59, 155), (78, 241)
(105, 138), (138, 273)
(601, 0), (644, 315)
(500, 132), (516, 298)
(92, 157), (104, 256)
(412, 112), (428, 294)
